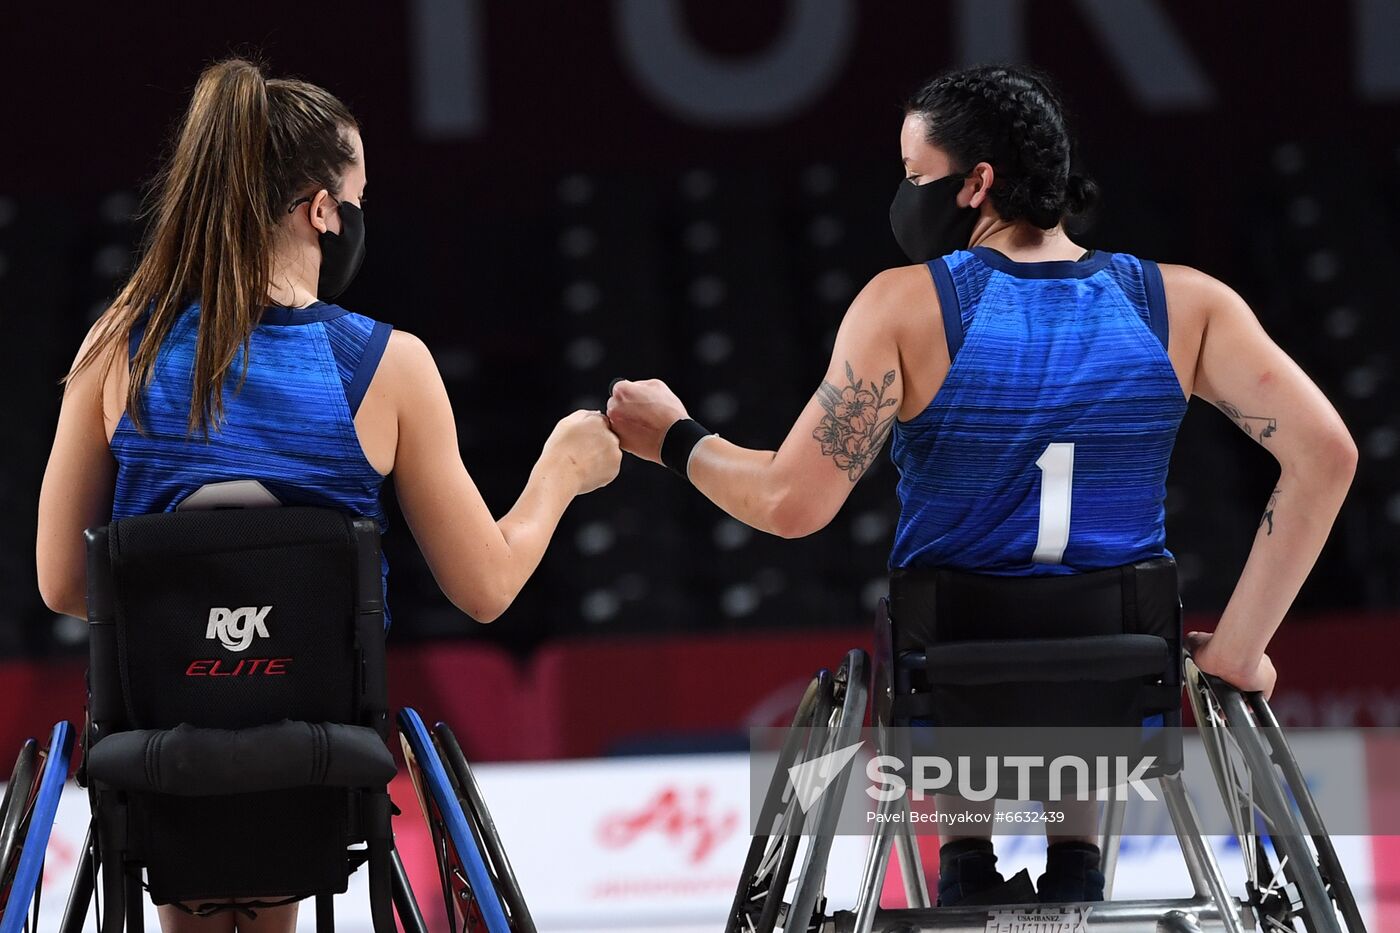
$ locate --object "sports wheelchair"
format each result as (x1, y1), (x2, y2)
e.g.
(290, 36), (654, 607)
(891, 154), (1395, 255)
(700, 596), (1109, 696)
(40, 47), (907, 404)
(731, 558), (1367, 933)
(1, 506), (534, 933)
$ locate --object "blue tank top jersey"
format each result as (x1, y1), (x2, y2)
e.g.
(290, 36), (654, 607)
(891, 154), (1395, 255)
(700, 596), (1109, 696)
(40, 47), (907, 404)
(889, 247), (1187, 575)
(110, 301), (395, 622)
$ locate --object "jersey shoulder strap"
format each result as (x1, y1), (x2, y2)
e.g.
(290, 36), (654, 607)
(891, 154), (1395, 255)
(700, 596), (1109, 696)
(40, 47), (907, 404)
(1102, 253), (1169, 349)
(323, 310), (394, 416)
(924, 249), (995, 362)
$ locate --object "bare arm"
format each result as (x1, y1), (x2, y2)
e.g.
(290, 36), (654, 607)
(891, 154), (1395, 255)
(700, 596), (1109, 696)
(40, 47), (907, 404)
(387, 332), (620, 622)
(608, 266), (928, 538)
(37, 332), (118, 618)
(1169, 266), (1357, 692)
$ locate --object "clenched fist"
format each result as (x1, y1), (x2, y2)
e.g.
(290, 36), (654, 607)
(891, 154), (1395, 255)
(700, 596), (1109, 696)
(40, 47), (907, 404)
(606, 379), (690, 464)
(541, 410), (623, 495)
(1186, 630), (1277, 699)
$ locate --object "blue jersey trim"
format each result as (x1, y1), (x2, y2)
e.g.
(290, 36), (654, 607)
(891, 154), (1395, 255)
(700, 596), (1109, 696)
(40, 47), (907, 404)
(971, 246), (1111, 280)
(927, 258), (964, 360)
(261, 301), (351, 326)
(1140, 259), (1170, 349)
(347, 321), (393, 416)
(128, 315), (148, 360)
(130, 303), (352, 350)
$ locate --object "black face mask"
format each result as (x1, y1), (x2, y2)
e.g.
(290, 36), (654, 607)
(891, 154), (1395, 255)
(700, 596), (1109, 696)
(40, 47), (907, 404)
(316, 199), (365, 301)
(889, 173), (978, 264)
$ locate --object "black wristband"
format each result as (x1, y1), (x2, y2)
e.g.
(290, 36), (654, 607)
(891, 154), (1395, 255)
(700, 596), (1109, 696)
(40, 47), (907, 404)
(660, 419), (714, 477)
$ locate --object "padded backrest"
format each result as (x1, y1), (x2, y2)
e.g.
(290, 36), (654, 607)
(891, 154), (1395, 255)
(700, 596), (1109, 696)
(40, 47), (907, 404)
(82, 507), (389, 903)
(885, 558), (1184, 732)
(888, 557), (1181, 651)
(86, 507), (386, 735)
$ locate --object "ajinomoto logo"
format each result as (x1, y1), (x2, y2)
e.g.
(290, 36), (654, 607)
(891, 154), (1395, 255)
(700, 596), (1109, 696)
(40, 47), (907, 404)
(205, 606), (271, 652)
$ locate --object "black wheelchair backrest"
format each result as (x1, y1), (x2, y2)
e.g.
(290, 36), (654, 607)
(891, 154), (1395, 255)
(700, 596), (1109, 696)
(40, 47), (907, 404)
(80, 506), (394, 909)
(885, 557), (1184, 733)
(86, 507), (387, 738)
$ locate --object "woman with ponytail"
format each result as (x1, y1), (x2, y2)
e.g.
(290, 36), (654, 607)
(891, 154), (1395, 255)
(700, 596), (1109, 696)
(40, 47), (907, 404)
(607, 64), (1355, 904)
(36, 58), (619, 930)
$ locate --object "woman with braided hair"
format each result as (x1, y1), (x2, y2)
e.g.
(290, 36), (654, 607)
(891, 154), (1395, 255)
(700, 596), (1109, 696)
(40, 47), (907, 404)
(607, 64), (1355, 904)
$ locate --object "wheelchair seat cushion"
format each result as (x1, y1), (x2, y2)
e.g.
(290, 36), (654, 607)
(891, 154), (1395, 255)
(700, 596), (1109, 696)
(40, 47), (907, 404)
(86, 720), (395, 796)
(919, 634), (1171, 686)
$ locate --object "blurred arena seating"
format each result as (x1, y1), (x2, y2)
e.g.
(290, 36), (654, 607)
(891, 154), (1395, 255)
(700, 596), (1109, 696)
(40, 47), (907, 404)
(0, 141), (1394, 657)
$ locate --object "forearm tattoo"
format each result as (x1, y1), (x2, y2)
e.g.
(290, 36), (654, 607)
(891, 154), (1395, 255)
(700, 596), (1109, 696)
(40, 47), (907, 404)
(1216, 400), (1277, 442)
(1260, 487), (1280, 535)
(814, 363), (899, 482)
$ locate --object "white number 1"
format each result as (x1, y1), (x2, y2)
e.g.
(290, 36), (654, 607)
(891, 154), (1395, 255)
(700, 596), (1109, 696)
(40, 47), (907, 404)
(1033, 443), (1075, 564)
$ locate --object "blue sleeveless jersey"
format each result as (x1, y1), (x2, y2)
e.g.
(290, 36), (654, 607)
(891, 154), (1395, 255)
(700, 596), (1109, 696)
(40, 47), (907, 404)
(110, 301), (395, 620)
(889, 247), (1187, 574)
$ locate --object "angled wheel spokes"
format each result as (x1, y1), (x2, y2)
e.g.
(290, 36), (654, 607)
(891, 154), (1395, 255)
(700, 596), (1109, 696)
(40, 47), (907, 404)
(728, 649), (871, 933)
(1186, 660), (1362, 933)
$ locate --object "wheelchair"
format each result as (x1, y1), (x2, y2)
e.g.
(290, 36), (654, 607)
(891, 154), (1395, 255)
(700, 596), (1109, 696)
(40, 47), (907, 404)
(0, 505), (534, 933)
(730, 558), (1367, 933)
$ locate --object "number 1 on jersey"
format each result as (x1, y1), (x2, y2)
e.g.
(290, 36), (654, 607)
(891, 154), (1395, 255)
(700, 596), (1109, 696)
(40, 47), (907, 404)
(1033, 443), (1075, 564)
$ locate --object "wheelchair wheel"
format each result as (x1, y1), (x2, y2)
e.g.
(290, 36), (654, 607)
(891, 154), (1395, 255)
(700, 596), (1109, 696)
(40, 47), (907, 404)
(725, 670), (834, 933)
(1246, 694), (1366, 932)
(0, 740), (39, 895)
(399, 708), (512, 933)
(433, 723), (537, 933)
(785, 649), (870, 933)
(1186, 662), (1360, 933)
(1, 722), (75, 933)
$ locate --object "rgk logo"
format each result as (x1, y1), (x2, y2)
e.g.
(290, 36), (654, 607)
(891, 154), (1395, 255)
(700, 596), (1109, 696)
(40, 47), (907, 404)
(205, 606), (271, 652)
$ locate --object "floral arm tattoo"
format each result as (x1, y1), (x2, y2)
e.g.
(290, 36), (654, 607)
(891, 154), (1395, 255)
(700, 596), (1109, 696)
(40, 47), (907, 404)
(813, 363), (899, 482)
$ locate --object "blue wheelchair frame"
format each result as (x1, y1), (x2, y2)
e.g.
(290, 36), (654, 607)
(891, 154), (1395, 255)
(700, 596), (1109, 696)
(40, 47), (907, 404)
(1, 721), (74, 933)
(399, 707), (515, 933)
(1, 712), (537, 933)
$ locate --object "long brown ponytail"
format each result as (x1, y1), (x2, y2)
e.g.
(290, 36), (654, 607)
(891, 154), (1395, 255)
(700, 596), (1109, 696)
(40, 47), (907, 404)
(70, 57), (358, 435)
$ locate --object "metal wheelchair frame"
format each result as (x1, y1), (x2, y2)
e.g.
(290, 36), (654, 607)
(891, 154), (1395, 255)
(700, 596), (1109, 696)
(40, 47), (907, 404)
(0, 709), (536, 933)
(730, 632), (1368, 933)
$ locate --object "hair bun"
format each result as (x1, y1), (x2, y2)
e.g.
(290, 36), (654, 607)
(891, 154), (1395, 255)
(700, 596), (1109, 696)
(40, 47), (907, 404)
(1064, 172), (1100, 216)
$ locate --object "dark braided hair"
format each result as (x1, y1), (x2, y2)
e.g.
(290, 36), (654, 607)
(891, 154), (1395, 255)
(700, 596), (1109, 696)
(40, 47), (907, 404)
(906, 65), (1098, 230)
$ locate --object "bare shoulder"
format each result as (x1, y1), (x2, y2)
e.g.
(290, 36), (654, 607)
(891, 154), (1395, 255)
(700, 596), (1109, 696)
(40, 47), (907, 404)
(1160, 263), (1251, 315)
(70, 308), (132, 431)
(847, 264), (941, 336)
(862, 263), (940, 307)
(377, 329), (450, 413)
(379, 329), (438, 382)
(383, 328), (432, 362)
(1159, 263), (1263, 352)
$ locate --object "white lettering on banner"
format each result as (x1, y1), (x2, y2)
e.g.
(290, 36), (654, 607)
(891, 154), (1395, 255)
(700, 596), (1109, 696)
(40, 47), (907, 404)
(1357, 0), (1400, 99)
(408, 0), (487, 137)
(405, 2), (1400, 138)
(955, 0), (1215, 109)
(614, 0), (855, 126)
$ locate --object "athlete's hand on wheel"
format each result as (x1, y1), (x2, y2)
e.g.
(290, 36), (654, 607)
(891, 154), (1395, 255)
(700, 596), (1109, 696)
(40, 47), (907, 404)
(1186, 630), (1277, 699)
(541, 410), (622, 495)
(606, 379), (689, 464)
